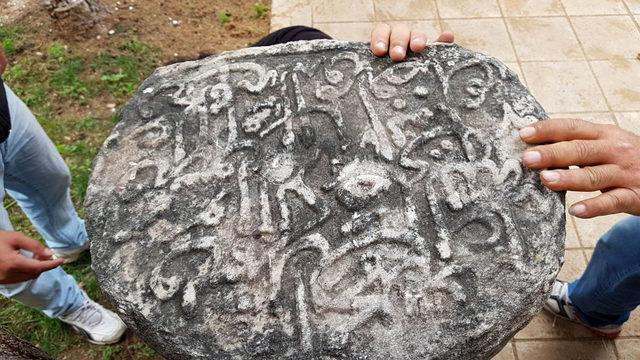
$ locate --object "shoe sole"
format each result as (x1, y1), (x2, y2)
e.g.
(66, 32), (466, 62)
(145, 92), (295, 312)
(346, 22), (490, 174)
(544, 307), (622, 339)
(72, 324), (127, 345)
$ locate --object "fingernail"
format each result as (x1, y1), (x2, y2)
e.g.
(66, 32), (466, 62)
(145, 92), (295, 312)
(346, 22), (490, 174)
(43, 249), (53, 257)
(541, 170), (560, 183)
(392, 45), (405, 55)
(570, 204), (587, 216)
(376, 41), (386, 51)
(522, 151), (542, 166)
(519, 126), (536, 139)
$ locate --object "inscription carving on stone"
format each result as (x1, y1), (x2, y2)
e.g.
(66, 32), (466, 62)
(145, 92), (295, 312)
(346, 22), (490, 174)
(86, 41), (565, 360)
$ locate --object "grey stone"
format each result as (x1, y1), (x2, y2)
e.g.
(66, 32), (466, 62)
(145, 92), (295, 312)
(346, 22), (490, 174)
(86, 41), (565, 360)
(0, 329), (52, 360)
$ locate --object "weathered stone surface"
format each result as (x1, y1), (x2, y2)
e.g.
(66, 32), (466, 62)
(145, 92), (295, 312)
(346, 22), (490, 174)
(86, 41), (565, 360)
(0, 328), (52, 360)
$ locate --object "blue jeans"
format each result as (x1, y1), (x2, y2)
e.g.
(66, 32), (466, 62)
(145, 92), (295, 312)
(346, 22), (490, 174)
(0, 84), (85, 318)
(569, 216), (640, 327)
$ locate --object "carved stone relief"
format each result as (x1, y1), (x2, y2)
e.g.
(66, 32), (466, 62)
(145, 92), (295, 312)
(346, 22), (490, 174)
(86, 41), (565, 360)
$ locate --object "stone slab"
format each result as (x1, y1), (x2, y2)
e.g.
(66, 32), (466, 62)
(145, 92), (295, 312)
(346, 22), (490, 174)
(86, 40), (565, 360)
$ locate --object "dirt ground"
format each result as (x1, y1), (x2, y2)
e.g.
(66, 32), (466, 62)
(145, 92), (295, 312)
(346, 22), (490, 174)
(10, 0), (271, 63)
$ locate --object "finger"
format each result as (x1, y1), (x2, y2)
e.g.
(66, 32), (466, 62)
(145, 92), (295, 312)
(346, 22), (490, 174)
(389, 24), (411, 62)
(522, 139), (612, 169)
(409, 30), (428, 53)
(370, 24), (392, 57)
(436, 31), (454, 44)
(539, 164), (622, 192)
(0, 273), (39, 284)
(12, 256), (64, 275)
(569, 188), (640, 218)
(519, 119), (606, 144)
(9, 233), (54, 259)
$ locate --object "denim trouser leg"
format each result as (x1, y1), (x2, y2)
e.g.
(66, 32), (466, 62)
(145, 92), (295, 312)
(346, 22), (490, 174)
(0, 84), (85, 317)
(569, 216), (640, 327)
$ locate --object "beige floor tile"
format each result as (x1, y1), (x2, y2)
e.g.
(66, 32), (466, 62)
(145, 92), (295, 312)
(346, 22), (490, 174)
(271, 0), (313, 30)
(384, 20), (442, 42)
(506, 18), (583, 61)
(561, 0), (628, 15)
(615, 112), (640, 134)
(504, 62), (526, 85)
(515, 311), (594, 339)
(617, 338), (640, 359)
(558, 249), (587, 280)
(313, 0), (375, 23)
(491, 343), (516, 360)
(442, 19), (516, 62)
(515, 339), (617, 359)
(572, 16), (640, 60)
(499, 0), (564, 16)
(313, 22), (374, 42)
(436, 0), (502, 18)
(374, 0), (438, 20)
(565, 217), (581, 249)
(626, 0), (640, 13)
(567, 191), (631, 247)
(548, 112), (616, 125)
(619, 311), (640, 336)
(522, 62), (608, 113)
(591, 60), (640, 111)
(584, 248), (594, 259)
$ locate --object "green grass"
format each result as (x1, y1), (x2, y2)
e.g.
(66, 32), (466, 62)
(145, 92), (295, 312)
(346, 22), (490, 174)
(254, 3), (270, 18)
(0, 23), (161, 358)
(217, 12), (232, 25)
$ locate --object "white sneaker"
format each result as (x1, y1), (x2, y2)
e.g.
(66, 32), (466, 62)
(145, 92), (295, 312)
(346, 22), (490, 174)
(52, 242), (90, 264)
(544, 280), (622, 338)
(58, 292), (127, 345)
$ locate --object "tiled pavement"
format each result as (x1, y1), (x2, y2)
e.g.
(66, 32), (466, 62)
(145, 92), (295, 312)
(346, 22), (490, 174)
(271, 0), (640, 359)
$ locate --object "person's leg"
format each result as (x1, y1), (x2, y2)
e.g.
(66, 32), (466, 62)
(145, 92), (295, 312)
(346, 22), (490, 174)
(1, 84), (87, 251)
(0, 156), (83, 318)
(569, 216), (640, 327)
(252, 25), (332, 47)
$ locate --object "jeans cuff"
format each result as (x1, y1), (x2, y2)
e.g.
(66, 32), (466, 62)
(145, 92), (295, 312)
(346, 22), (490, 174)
(568, 280), (630, 327)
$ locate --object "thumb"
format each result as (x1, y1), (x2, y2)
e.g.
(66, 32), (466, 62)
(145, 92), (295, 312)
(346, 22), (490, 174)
(436, 31), (454, 44)
(9, 233), (54, 259)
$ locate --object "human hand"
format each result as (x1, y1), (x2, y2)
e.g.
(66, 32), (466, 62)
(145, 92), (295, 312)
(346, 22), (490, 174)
(520, 119), (640, 218)
(370, 24), (454, 62)
(0, 47), (8, 75)
(0, 231), (64, 284)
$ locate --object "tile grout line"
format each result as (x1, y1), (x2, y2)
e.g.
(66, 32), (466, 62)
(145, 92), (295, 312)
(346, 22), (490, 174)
(310, 0), (314, 30)
(570, 214), (588, 250)
(370, 0), (379, 25)
(511, 340), (520, 360)
(622, 0), (640, 33)
(559, 2), (620, 127)
(612, 337), (622, 360)
(432, 0), (444, 34)
(495, 0), (527, 87)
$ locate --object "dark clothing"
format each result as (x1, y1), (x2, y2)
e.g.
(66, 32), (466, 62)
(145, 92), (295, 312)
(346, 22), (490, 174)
(0, 78), (10, 144)
(252, 26), (332, 47)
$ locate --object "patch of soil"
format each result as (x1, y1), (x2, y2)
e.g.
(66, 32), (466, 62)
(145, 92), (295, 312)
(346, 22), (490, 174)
(102, 0), (271, 61)
(0, 0), (39, 26)
(13, 0), (272, 63)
